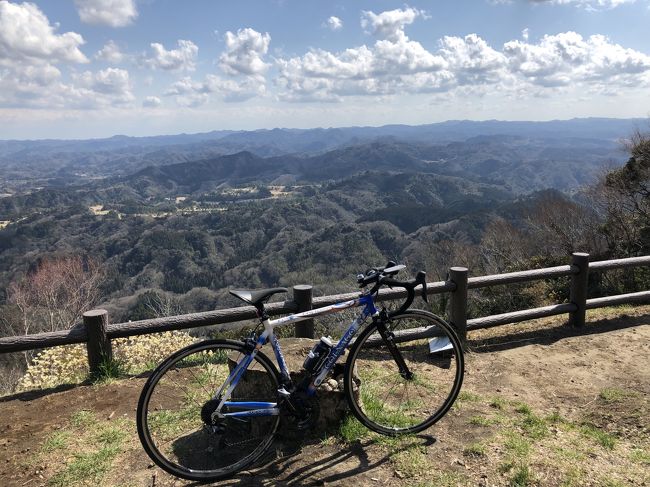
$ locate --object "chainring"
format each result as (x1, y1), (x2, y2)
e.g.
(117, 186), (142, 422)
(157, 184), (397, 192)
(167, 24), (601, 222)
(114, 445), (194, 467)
(282, 390), (320, 430)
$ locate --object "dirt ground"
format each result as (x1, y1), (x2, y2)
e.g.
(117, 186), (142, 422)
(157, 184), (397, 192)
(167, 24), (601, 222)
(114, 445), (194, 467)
(1, 305), (648, 487)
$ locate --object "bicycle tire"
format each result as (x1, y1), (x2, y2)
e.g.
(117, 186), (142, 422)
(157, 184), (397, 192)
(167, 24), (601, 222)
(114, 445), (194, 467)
(344, 309), (464, 435)
(136, 339), (280, 481)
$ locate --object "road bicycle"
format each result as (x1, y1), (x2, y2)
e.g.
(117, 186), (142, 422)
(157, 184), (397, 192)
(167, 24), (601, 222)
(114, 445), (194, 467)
(136, 263), (464, 481)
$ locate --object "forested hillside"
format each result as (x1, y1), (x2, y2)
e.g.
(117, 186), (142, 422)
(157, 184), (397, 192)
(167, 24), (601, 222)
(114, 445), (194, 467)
(0, 119), (647, 341)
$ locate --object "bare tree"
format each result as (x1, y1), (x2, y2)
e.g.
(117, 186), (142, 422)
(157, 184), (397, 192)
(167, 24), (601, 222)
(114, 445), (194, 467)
(144, 291), (183, 318)
(526, 192), (605, 257)
(479, 217), (534, 274)
(4, 256), (104, 336)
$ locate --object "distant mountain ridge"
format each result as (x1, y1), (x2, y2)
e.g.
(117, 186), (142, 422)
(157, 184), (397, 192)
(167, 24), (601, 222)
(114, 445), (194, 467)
(1, 117), (643, 149)
(127, 135), (624, 195)
(0, 117), (640, 198)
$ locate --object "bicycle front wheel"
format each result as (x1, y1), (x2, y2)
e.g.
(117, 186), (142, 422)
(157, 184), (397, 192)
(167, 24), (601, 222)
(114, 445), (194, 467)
(344, 310), (464, 435)
(136, 339), (280, 481)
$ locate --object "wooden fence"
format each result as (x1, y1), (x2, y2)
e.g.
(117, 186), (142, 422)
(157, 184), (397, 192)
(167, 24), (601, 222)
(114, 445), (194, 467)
(1, 253), (649, 375)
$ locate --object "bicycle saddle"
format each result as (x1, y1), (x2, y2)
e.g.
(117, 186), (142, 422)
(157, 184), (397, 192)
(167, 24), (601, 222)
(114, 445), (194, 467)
(229, 287), (288, 306)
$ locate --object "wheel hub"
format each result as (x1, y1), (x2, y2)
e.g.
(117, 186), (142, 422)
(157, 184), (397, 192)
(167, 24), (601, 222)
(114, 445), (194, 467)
(200, 398), (222, 426)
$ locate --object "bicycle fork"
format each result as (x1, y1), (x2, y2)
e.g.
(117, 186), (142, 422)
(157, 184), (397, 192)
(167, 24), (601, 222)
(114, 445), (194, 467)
(375, 317), (414, 380)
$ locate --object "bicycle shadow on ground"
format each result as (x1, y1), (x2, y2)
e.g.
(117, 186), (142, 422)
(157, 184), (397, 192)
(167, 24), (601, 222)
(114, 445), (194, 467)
(197, 434), (436, 486)
(467, 312), (649, 354)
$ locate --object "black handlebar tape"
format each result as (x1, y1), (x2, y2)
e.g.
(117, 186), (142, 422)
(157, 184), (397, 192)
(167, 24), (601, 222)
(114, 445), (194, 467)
(380, 276), (417, 289)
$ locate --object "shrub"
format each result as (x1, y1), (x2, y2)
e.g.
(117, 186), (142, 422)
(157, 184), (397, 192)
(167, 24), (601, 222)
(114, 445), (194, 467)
(16, 331), (196, 391)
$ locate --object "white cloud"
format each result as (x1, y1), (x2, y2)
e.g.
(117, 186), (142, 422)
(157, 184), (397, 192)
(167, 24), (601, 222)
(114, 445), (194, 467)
(72, 68), (134, 106)
(504, 32), (650, 87)
(0, 1), (88, 64)
(77, 68), (131, 95)
(144, 40), (198, 71)
(142, 96), (162, 108)
(0, 63), (62, 108)
(74, 0), (137, 27)
(163, 74), (265, 104)
(438, 34), (508, 84)
(531, 0), (636, 9)
(0, 66), (134, 109)
(325, 16), (343, 31)
(277, 8), (449, 101)
(275, 10), (650, 102)
(95, 40), (124, 63)
(361, 7), (425, 42)
(522, 28), (530, 41)
(0, 2), (135, 110)
(163, 76), (202, 96)
(219, 28), (271, 75)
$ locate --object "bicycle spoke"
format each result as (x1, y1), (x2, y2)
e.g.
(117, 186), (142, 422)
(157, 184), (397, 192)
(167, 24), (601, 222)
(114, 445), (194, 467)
(345, 311), (464, 435)
(137, 341), (280, 482)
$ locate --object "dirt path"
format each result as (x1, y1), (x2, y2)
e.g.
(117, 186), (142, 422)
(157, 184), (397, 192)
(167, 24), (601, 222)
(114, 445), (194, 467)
(1, 306), (649, 486)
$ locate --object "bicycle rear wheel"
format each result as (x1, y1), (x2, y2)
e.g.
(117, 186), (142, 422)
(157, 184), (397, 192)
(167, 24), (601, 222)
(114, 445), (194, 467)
(136, 339), (280, 481)
(344, 310), (464, 435)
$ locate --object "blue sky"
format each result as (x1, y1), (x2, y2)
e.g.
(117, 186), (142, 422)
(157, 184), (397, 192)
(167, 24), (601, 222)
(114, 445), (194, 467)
(1, 0), (649, 139)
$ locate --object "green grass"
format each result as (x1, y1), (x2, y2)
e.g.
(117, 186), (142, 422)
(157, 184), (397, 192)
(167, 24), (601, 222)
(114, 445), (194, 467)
(42, 431), (72, 452)
(514, 402), (532, 415)
(391, 444), (429, 478)
(453, 390), (481, 410)
(469, 415), (494, 426)
(504, 433), (532, 457)
(510, 464), (532, 486)
(630, 447), (650, 465)
(598, 388), (638, 403)
(339, 415), (369, 443)
(96, 424), (128, 446)
(510, 403), (548, 439)
(520, 412), (548, 439)
(49, 445), (121, 486)
(70, 410), (96, 428)
(356, 387), (418, 429)
(552, 446), (585, 463)
(489, 396), (506, 410)
(319, 435), (336, 447)
(545, 411), (567, 424)
(458, 391), (481, 402)
(463, 442), (487, 457)
(580, 423), (616, 450)
(148, 407), (199, 440)
(560, 466), (583, 487)
(91, 357), (127, 383)
(45, 410), (130, 486)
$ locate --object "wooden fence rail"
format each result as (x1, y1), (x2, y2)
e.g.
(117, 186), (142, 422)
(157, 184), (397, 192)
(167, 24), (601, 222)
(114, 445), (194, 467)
(1, 253), (649, 375)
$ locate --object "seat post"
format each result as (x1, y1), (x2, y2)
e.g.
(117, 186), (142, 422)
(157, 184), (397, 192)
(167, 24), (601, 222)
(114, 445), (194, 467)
(255, 302), (269, 321)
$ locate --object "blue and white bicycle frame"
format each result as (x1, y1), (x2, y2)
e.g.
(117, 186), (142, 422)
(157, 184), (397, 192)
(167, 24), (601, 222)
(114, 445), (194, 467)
(213, 294), (378, 419)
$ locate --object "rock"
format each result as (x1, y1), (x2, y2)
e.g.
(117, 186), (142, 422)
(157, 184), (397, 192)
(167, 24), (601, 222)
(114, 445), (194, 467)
(227, 338), (359, 435)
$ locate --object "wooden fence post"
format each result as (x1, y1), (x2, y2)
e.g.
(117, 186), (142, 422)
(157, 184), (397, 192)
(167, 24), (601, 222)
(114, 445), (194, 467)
(569, 252), (590, 327)
(448, 267), (469, 343)
(83, 309), (113, 376)
(293, 285), (314, 338)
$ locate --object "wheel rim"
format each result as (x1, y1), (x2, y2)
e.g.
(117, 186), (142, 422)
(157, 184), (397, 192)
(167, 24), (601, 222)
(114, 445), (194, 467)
(138, 342), (279, 480)
(348, 313), (463, 434)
